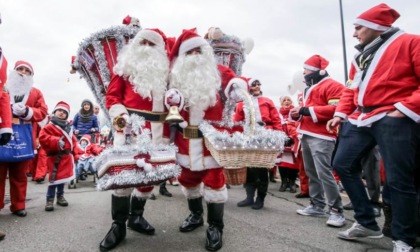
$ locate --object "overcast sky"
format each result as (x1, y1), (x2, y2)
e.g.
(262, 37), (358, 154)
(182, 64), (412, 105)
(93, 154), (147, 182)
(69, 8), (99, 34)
(1, 0), (419, 121)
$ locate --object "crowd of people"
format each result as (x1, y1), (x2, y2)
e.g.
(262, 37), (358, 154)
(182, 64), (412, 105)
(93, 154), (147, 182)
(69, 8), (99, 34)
(0, 3), (419, 252)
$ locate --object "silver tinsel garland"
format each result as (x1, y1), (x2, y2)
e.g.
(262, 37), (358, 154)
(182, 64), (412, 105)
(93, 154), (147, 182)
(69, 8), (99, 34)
(73, 25), (141, 124)
(94, 114), (180, 191)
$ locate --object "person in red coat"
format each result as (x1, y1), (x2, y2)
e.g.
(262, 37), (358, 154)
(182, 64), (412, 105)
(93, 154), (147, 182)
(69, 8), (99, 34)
(327, 4), (420, 250)
(74, 134), (103, 180)
(102, 28), (172, 251)
(39, 101), (80, 212)
(290, 55), (345, 228)
(165, 29), (244, 251)
(235, 78), (283, 210)
(277, 95), (300, 193)
(0, 60), (48, 217)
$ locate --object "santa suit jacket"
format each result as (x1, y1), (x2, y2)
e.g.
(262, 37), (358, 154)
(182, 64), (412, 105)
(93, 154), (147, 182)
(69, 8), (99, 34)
(335, 31), (420, 126)
(39, 122), (80, 185)
(106, 74), (169, 144)
(75, 142), (104, 161)
(293, 77), (344, 141)
(0, 91), (12, 135)
(10, 87), (48, 149)
(277, 113), (300, 169)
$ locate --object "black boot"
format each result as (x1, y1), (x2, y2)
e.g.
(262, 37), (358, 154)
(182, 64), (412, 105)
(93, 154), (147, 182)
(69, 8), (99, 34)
(159, 183), (172, 197)
(206, 203), (224, 251)
(278, 169), (288, 192)
(289, 171), (298, 193)
(252, 181), (268, 210)
(382, 202), (392, 238)
(99, 195), (130, 252)
(269, 170), (276, 183)
(237, 183), (256, 207)
(180, 197), (204, 232)
(127, 196), (155, 235)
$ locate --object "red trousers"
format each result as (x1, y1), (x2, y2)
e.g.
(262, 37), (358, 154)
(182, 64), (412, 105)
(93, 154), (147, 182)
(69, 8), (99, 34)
(297, 151), (309, 195)
(178, 167), (225, 189)
(0, 160), (29, 212)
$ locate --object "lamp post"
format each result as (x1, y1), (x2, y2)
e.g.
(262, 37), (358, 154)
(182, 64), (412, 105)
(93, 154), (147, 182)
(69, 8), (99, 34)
(339, 0), (348, 83)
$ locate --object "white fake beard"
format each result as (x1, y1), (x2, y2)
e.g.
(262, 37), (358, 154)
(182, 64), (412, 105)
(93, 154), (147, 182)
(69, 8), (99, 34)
(113, 44), (169, 101)
(7, 70), (33, 103)
(170, 46), (221, 112)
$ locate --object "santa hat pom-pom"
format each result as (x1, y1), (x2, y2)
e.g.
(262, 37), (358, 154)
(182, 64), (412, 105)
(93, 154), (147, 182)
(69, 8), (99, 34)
(136, 158), (146, 168)
(208, 27), (223, 40)
(319, 70), (326, 76)
(179, 120), (188, 129)
(143, 163), (153, 173)
(242, 38), (254, 54)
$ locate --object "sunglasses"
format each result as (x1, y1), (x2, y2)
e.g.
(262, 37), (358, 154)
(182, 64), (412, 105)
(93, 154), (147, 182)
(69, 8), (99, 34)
(251, 82), (261, 87)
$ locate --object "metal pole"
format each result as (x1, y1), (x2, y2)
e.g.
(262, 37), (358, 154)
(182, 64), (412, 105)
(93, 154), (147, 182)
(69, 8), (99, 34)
(339, 0), (348, 82)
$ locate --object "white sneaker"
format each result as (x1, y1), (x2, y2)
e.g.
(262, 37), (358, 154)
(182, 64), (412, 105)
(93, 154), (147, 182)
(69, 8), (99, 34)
(327, 211), (346, 227)
(392, 240), (413, 252)
(296, 204), (326, 216)
(338, 222), (383, 240)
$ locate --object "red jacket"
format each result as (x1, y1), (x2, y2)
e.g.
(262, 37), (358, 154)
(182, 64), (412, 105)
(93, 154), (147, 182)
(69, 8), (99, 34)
(293, 77), (344, 141)
(335, 31), (420, 126)
(0, 91), (12, 135)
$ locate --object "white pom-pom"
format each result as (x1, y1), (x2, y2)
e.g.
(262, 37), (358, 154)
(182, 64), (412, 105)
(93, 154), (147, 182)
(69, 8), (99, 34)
(143, 163), (153, 173)
(242, 38), (254, 54)
(136, 158), (146, 167)
(179, 121), (188, 128)
(319, 70), (326, 76)
(208, 27), (223, 40)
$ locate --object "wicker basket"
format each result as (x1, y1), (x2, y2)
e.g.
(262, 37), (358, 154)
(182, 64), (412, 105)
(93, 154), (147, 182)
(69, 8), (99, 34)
(224, 167), (247, 185)
(205, 138), (279, 168)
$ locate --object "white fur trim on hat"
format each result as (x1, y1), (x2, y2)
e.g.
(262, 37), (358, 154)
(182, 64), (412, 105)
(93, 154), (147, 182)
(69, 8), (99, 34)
(138, 29), (164, 47)
(225, 77), (248, 98)
(14, 63), (34, 75)
(54, 106), (70, 115)
(354, 18), (390, 31)
(179, 37), (208, 56)
(303, 64), (320, 71)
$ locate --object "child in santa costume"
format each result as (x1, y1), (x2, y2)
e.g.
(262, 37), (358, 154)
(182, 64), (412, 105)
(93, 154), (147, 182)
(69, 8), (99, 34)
(39, 101), (80, 212)
(0, 60), (48, 217)
(75, 134), (103, 180)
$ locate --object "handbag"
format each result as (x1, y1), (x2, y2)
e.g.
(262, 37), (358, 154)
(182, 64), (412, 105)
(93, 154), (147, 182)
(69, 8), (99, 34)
(0, 118), (35, 162)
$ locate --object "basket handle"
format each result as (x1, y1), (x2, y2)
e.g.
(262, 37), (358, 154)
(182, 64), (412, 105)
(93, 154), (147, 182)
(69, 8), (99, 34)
(239, 89), (256, 136)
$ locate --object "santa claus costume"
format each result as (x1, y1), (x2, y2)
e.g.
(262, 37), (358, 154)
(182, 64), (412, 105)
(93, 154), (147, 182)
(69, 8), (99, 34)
(234, 78), (283, 210)
(101, 28), (172, 251)
(291, 55), (346, 227)
(277, 95), (300, 193)
(0, 61), (48, 217)
(39, 101), (80, 211)
(166, 29), (245, 251)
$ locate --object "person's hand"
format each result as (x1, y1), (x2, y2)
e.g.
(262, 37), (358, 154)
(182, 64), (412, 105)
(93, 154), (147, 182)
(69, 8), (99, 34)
(386, 110), (405, 118)
(58, 137), (65, 150)
(289, 107), (300, 118)
(284, 137), (294, 147)
(12, 102), (27, 116)
(326, 116), (342, 133)
(0, 133), (12, 145)
(166, 89), (181, 106)
(74, 130), (79, 135)
(122, 114), (131, 124)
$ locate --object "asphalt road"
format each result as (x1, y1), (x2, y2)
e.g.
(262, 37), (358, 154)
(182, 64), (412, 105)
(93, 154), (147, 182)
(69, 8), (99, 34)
(0, 177), (418, 252)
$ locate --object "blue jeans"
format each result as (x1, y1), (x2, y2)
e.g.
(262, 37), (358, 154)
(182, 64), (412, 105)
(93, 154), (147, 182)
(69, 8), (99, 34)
(47, 183), (65, 200)
(333, 117), (418, 245)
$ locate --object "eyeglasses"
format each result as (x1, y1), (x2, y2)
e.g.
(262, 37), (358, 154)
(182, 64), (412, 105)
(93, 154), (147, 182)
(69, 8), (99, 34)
(251, 82), (261, 87)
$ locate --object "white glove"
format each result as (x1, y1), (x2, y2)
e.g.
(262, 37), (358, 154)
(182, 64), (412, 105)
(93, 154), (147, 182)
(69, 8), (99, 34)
(58, 137), (65, 150)
(122, 114), (131, 124)
(165, 89), (183, 109)
(12, 102), (27, 116)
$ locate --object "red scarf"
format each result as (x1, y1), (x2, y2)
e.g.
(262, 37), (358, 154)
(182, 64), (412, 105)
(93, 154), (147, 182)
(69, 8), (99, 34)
(279, 105), (294, 120)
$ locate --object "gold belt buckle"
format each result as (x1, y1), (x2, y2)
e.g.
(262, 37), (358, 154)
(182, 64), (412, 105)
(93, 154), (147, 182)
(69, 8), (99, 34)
(183, 126), (199, 139)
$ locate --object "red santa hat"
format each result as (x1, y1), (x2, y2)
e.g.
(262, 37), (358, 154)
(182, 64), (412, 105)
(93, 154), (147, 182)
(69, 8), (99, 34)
(14, 60), (34, 75)
(53, 101), (70, 118)
(122, 15), (140, 27)
(136, 28), (168, 49)
(354, 3), (400, 31)
(224, 76), (249, 99)
(170, 29), (208, 61)
(303, 55), (329, 75)
(80, 134), (92, 144)
(297, 93), (303, 101)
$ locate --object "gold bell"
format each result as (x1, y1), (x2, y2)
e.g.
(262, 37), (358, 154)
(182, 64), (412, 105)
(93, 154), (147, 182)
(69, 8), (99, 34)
(165, 106), (184, 123)
(113, 115), (127, 131)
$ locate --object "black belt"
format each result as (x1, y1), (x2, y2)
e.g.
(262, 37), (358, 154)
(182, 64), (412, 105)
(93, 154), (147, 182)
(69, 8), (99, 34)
(176, 125), (203, 139)
(257, 121), (272, 126)
(47, 150), (72, 156)
(358, 106), (381, 113)
(127, 108), (168, 122)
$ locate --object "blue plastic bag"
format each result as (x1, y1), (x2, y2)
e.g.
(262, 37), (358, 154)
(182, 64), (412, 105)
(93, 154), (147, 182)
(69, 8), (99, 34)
(0, 118), (34, 162)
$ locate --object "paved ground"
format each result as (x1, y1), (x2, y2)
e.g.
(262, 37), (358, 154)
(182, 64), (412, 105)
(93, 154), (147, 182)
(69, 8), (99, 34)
(0, 176), (418, 252)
